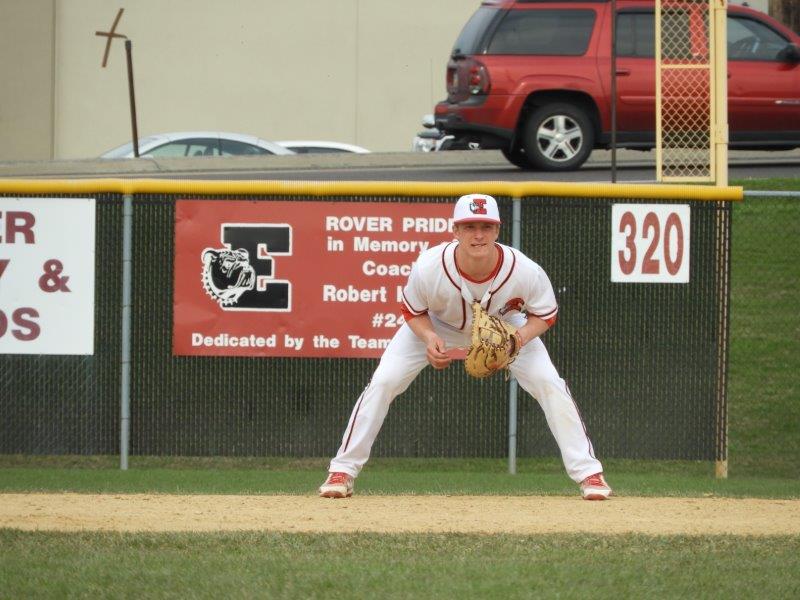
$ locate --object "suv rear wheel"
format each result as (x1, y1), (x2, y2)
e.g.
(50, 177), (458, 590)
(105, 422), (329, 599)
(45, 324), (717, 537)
(501, 147), (533, 169)
(522, 103), (594, 171)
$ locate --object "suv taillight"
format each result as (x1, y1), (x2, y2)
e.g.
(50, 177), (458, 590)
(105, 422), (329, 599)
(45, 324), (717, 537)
(446, 57), (490, 101)
(466, 60), (490, 95)
(446, 64), (457, 91)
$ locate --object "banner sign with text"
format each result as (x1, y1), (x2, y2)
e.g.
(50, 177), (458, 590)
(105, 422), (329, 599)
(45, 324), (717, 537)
(173, 199), (455, 357)
(0, 197), (95, 355)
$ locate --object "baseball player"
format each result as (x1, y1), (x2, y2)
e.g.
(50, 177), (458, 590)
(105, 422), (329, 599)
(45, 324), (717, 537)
(319, 194), (611, 500)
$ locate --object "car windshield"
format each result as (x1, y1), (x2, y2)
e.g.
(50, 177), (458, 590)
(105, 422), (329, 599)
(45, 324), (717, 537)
(101, 136), (160, 158)
(102, 143), (134, 159)
(146, 138), (218, 157)
(452, 7), (500, 55)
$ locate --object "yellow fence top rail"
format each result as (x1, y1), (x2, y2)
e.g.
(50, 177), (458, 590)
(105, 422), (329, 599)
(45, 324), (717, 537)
(0, 178), (743, 201)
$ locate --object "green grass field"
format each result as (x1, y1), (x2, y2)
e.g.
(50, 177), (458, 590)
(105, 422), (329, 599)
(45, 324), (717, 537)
(1, 178), (798, 598)
(1, 456), (799, 498)
(1, 531), (798, 599)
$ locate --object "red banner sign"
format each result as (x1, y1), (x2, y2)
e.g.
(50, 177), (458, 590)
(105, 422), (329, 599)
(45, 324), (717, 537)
(173, 199), (454, 357)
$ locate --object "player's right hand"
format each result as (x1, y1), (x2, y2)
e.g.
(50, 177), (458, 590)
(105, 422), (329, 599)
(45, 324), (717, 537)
(426, 337), (452, 369)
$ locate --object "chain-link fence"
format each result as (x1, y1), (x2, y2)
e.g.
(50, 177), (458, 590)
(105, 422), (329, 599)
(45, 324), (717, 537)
(658, 0), (714, 181)
(0, 183), (737, 465)
(729, 193), (800, 472)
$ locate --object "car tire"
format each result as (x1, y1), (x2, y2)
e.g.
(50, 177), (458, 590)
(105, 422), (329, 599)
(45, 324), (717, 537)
(501, 147), (533, 169)
(522, 103), (594, 171)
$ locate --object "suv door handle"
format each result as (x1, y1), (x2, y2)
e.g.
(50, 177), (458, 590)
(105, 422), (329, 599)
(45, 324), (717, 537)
(616, 68), (631, 76)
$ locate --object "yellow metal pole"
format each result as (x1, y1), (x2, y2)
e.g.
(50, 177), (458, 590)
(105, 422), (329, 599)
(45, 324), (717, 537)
(713, 0), (729, 187)
(713, 0), (729, 481)
(0, 178), (744, 201)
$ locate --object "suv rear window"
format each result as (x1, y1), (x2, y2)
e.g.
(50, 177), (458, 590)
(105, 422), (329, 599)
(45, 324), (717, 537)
(617, 12), (655, 57)
(617, 10), (700, 60)
(452, 7), (501, 55)
(487, 9), (596, 55)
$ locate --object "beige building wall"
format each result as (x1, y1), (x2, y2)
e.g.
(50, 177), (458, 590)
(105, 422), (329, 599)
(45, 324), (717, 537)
(1, 1), (784, 161)
(0, 0), (55, 160)
(1, 0), (477, 160)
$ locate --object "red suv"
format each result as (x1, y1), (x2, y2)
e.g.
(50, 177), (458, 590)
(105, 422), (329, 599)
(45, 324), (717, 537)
(434, 0), (800, 170)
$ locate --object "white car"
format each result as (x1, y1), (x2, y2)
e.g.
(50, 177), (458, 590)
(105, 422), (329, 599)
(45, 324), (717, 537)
(100, 131), (295, 158)
(276, 140), (370, 154)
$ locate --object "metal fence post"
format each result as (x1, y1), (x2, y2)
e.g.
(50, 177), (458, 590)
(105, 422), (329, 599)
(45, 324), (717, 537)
(120, 194), (133, 470)
(508, 197), (522, 474)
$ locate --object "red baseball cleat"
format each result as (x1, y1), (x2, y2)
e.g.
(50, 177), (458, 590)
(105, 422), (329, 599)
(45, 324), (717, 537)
(318, 472), (354, 498)
(580, 472), (612, 501)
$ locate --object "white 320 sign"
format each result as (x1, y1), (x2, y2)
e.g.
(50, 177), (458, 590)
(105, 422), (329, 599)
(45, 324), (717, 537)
(611, 204), (690, 283)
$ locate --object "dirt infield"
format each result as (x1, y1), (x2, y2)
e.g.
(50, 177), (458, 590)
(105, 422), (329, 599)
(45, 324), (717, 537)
(2, 493), (800, 535)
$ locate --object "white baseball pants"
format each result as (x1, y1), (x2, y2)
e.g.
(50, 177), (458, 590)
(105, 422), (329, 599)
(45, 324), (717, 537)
(328, 320), (603, 483)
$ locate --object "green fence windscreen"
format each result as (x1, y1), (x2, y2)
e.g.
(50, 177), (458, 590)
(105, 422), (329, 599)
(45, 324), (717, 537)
(1, 192), (733, 461)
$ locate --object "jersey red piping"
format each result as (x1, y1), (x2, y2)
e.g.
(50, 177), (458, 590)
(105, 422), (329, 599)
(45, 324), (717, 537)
(565, 381), (596, 459)
(342, 384), (369, 452)
(491, 247), (516, 293)
(401, 290), (426, 316)
(441, 242), (473, 331)
(532, 307), (559, 322)
(441, 242), (461, 291)
(400, 303), (426, 322)
(486, 247), (517, 312)
(455, 243), (504, 283)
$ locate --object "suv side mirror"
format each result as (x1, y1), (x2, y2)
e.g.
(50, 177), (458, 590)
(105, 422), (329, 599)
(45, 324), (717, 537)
(777, 43), (800, 63)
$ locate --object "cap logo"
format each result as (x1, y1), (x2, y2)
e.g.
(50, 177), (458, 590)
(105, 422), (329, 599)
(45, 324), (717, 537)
(453, 193), (499, 224)
(469, 198), (488, 215)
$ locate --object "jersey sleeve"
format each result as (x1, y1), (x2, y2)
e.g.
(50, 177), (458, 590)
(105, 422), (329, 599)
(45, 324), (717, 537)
(400, 260), (428, 319)
(524, 265), (558, 325)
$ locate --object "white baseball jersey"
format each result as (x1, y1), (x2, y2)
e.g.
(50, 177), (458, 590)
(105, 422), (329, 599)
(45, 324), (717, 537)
(401, 241), (558, 331)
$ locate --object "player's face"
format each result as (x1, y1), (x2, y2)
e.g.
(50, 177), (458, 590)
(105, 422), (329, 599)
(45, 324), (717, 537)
(453, 221), (500, 259)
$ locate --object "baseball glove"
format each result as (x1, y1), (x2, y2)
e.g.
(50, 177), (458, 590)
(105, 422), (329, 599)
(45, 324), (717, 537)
(464, 302), (521, 378)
